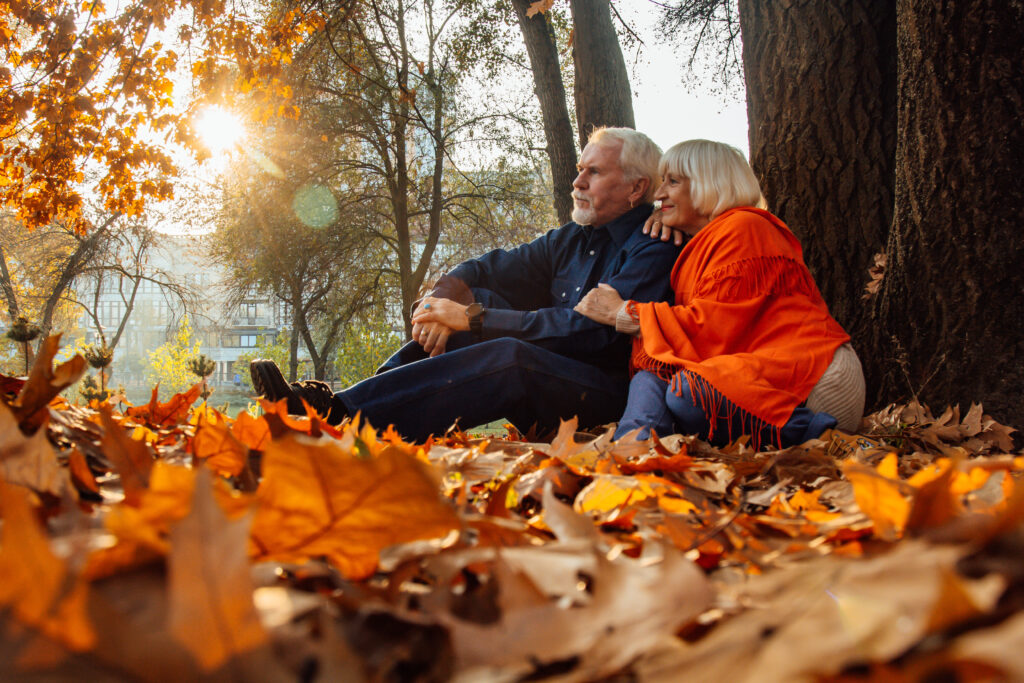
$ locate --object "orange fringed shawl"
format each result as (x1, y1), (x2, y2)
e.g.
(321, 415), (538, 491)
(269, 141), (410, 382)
(629, 207), (849, 438)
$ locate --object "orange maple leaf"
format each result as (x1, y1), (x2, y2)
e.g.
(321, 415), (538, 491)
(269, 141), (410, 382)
(192, 417), (249, 478)
(100, 406), (154, 506)
(125, 383), (202, 428)
(843, 455), (912, 541)
(250, 433), (460, 579)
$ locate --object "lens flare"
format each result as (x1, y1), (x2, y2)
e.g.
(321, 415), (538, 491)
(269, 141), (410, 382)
(195, 106), (245, 154)
(292, 184), (338, 229)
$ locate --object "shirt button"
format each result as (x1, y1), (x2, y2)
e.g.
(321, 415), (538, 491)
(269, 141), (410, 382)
(589, 250), (595, 255)
(575, 286), (581, 291)
(561, 292), (566, 297)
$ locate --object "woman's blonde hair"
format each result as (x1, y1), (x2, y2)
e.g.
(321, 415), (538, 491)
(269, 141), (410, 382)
(658, 139), (766, 218)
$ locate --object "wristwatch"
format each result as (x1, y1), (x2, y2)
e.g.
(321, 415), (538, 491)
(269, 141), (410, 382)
(466, 302), (485, 338)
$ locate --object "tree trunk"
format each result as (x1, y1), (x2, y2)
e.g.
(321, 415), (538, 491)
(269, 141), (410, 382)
(511, 0), (577, 224)
(874, 0), (1024, 426)
(738, 0), (896, 399)
(288, 305), (301, 382)
(569, 0), (635, 149)
(0, 245), (20, 320)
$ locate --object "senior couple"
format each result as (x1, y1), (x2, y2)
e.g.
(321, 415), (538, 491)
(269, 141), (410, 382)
(251, 128), (865, 449)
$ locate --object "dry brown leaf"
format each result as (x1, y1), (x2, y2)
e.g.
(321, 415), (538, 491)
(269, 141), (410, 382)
(250, 434), (460, 579)
(636, 541), (997, 682)
(0, 399), (65, 495)
(12, 334), (87, 430)
(169, 468), (268, 671)
(0, 478), (95, 652)
(441, 540), (712, 681)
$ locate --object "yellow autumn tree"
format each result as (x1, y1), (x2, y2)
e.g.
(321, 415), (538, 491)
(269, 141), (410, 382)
(145, 316), (201, 398)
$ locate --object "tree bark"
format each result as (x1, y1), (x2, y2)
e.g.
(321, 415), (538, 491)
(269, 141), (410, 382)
(738, 0), (896, 399)
(875, 0), (1024, 426)
(569, 0), (635, 149)
(511, 0), (577, 224)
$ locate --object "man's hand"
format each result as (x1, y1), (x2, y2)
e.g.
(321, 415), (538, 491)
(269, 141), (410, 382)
(642, 210), (687, 246)
(411, 320), (452, 357)
(574, 283), (624, 327)
(412, 297), (472, 356)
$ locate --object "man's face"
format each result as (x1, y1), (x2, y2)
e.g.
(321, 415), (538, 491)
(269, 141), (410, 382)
(571, 141), (635, 227)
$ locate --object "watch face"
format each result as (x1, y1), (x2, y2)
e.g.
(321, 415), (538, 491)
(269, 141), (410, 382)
(466, 302), (484, 317)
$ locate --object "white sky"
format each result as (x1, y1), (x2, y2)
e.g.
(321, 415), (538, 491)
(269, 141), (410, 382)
(621, 1), (750, 157)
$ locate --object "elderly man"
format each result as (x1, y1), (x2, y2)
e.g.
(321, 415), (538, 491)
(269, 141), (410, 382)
(251, 127), (680, 441)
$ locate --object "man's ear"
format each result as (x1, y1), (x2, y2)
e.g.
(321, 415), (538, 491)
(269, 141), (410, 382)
(629, 177), (650, 205)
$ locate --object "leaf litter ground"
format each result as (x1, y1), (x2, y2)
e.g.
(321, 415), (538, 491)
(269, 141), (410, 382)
(1, 337), (1023, 681)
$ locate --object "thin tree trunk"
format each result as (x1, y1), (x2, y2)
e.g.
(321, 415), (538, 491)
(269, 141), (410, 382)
(738, 0), (896, 402)
(511, 0), (577, 224)
(569, 0), (635, 149)
(875, 0), (1024, 426)
(0, 245), (20, 320)
(289, 303), (301, 382)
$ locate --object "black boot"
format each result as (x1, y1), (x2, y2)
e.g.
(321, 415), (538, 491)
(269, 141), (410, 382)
(249, 359), (347, 424)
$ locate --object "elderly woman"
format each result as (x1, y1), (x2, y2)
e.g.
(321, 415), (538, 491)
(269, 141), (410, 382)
(575, 139), (865, 448)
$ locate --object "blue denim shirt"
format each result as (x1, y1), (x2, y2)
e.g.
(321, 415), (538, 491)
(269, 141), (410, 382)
(447, 204), (681, 376)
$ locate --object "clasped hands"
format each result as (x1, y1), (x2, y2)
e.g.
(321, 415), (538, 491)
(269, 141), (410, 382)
(410, 296), (469, 356)
(574, 283), (624, 327)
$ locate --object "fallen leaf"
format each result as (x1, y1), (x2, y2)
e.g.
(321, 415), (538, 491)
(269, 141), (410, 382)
(67, 448), (98, 495)
(125, 384), (201, 428)
(192, 417), (248, 477)
(0, 399), (65, 495)
(169, 468), (268, 671)
(12, 334), (87, 431)
(250, 433), (460, 579)
(842, 459), (911, 540)
(0, 478), (95, 652)
(100, 406), (154, 506)
(441, 541), (712, 680)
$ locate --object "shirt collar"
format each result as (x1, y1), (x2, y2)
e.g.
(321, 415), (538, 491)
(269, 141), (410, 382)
(594, 203), (654, 248)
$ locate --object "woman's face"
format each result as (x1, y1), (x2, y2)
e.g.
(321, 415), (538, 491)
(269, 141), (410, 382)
(654, 173), (710, 235)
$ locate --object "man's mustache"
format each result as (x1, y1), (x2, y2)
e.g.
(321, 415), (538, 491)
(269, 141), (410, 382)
(572, 192), (591, 202)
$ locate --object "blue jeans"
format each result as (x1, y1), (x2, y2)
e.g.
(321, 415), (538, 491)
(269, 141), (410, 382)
(336, 338), (628, 442)
(614, 370), (837, 448)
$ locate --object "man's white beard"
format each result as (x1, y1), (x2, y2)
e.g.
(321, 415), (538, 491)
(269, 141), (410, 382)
(572, 206), (597, 225)
(572, 194), (597, 225)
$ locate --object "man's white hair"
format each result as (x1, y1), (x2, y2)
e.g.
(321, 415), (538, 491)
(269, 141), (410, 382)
(659, 139), (766, 218)
(587, 127), (662, 203)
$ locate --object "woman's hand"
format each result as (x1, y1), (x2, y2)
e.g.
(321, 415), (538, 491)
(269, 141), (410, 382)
(574, 283), (624, 326)
(642, 210), (687, 246)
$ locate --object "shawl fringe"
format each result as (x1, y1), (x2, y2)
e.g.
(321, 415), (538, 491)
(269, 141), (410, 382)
(691, 255), (822, 303)
(676, 369), (780, 450)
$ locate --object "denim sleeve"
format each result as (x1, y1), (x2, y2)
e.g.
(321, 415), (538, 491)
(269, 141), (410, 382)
(480, 237), (680, 355)
(447, 230), (556, 311)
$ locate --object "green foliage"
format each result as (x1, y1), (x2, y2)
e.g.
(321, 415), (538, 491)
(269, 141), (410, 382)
(145, 316), (202, 399)
(232, 330), (293, 392)
(334, 319), (403, 387)
(188, 354), (216, 379)
(78, 374), (110, 403)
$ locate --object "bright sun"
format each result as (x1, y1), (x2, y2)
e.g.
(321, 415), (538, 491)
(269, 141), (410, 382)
(195, 106), (245, 155)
